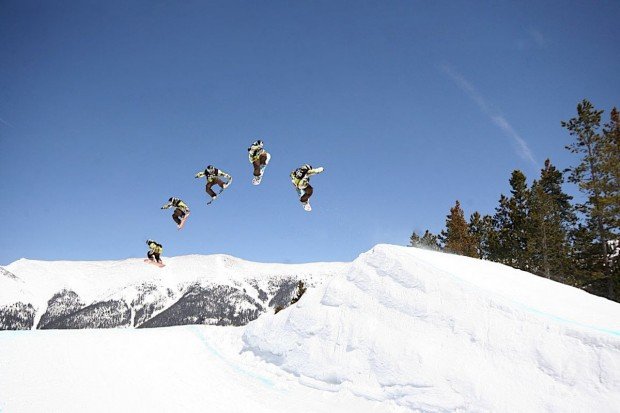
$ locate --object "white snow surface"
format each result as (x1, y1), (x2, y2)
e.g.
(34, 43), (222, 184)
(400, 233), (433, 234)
(0, 326), (401, 413)
(1, 254), (346, 321)
(1, 244), (620, 412)
(242, 245), (620, 412)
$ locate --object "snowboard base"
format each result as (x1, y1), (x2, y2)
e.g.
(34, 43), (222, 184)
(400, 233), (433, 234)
(144, 259), (165, 268)
(177, 212), (191, 230)
(207, 188), (225, 205)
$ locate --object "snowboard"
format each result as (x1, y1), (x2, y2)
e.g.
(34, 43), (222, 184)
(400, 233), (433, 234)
(252, 170), (265, 185)
(207, 188), (225, 205)
(144, 259), (165, 268)
(177, 212), (191, 230)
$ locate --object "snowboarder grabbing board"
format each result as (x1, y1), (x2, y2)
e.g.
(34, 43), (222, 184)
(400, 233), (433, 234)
(195, 165), (233, 205)
(161, 197), (190, 229)
(248, 139), (271, 185)
(290, 164), (324, 211)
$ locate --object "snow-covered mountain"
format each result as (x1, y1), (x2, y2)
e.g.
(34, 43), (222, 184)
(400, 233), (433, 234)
(0, 254), (347, 330)
(1, 245), (619, 412)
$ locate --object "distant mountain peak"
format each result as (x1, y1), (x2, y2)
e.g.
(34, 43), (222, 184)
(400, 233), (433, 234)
(1, 252), (345, 330)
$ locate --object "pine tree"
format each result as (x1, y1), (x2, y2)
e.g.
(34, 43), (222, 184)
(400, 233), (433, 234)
(508, 170), (530, 270)
(490, 171), (530, 269)
(600, 108), (620, 236)
(527, 160), (575, 282)
(290, 281), (307, 305)
(562, 100), (619, 300)
(440, 201), (478, 257)
(600, 108), (620, 298)
(410, 230), (441, 250)
(489, 194), (511, 264)
(421, 230), (441, 250)
(572, 223), (603, 290)
(409, 231), (421, 247)
(469, 212), (494, 259)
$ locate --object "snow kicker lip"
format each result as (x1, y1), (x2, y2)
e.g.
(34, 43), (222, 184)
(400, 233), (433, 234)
(403, 248), (620, 337)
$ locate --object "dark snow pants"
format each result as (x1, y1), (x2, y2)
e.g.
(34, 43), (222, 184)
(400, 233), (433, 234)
(147, 251), (162, 263)
(300, 185), (313, 203)
(252, 153), (268, 177)
(172, 208), (186, 225)
(206, 179), (225, 197)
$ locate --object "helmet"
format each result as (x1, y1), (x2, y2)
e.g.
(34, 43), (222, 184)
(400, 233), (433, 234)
(168, 197), (173, 202)
(252, 139), (263, 148)
(146, 239), (154, 245)
(302, 164), (312, 170)
(206, 165), (216, 174)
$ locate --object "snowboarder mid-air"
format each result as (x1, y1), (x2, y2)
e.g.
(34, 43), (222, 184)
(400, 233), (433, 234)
(248, 139), (271, 185)
(161, 197), (190, 229)
(195, 165), (233, 203)
(290, 164), (324, 211)
(145, 239), (165, 267)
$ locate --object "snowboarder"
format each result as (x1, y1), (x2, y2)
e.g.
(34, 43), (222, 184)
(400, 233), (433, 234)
(145, 239), (164, 267)
(195, 165), (233, 204)
(290, 164), (324, 211)
(248, 139), (271, 185)
(161, 197), (190, 229)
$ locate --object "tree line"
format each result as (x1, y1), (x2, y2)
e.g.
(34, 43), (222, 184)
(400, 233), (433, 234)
(410, 99), (620, 302)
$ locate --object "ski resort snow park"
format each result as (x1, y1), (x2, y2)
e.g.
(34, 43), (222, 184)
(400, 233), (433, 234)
(1, 1), (619, 412)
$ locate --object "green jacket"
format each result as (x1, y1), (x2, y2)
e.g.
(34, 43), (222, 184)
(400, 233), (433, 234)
(195, 168), (232, 183)
(161, 198), (189, 212)
(291, 167), (324, 189)
(148, 242), (163, 254)
(248, 145), (266, 162)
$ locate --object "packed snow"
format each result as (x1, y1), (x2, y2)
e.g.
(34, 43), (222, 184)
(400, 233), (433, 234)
(1, 244), (619, 412)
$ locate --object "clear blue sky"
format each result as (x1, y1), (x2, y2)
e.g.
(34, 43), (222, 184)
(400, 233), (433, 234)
(1, 1), (619, 265)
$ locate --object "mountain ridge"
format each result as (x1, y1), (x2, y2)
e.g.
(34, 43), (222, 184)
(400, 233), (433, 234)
(1, 253), (347, 330)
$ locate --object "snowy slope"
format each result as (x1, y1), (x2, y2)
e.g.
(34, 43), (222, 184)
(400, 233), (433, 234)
(1, 245), (619, 412)
(0, 325), (404, 413)
(0, 267), (31, 302)
(0, 255), (347, 329)
(243, 245), (620, 412)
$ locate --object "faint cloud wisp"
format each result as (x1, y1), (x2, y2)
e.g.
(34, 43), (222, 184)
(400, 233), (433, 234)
(440, 65), (537, 166)
(0, 117), (15, 128)
(517, 27), (547, 50)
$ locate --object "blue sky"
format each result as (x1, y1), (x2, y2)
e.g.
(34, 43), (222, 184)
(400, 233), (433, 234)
(1, 1), (619, 265)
